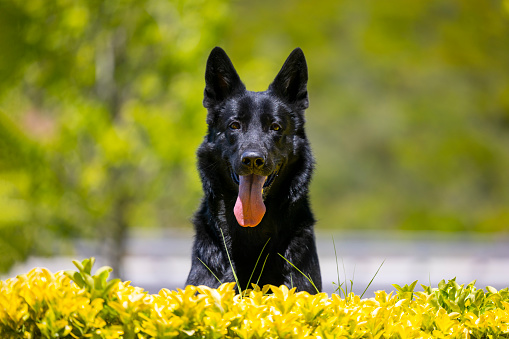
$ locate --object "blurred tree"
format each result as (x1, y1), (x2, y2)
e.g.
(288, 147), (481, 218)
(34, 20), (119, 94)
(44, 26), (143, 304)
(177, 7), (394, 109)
(1, 0), (508, 277)
(0, 111), (49, 272)
(0, 0), (231, 276)
(221, 0), (509, 233)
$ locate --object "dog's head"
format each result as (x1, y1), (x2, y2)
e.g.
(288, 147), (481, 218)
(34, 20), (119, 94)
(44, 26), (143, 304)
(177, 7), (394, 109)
(200, 47), (311, 227)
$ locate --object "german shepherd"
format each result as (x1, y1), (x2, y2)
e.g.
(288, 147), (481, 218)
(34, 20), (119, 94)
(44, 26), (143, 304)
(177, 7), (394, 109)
(186, 47), (321, 293)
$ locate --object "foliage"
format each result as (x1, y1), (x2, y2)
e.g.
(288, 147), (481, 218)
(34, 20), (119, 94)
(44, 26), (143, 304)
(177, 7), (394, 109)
(1, 0), (509, 274)
(0, 112), (59, 272)
(1, 258), (509, 338)
(223, 0), (509, 232)
(0, 0), (231, 274)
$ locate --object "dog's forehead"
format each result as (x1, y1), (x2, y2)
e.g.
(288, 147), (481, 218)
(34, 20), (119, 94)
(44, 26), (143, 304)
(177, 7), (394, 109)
(225, 93), (287, 121)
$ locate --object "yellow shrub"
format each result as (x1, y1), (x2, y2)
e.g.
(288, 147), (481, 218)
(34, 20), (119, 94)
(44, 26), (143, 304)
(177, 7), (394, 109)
(0, 259), (508, 338)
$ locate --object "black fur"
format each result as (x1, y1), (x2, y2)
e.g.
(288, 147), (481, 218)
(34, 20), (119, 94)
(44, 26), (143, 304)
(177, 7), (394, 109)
(186, 47), (321, 293)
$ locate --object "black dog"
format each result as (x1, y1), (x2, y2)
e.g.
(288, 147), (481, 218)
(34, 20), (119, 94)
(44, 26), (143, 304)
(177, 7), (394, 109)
(186, 47), (321, 294)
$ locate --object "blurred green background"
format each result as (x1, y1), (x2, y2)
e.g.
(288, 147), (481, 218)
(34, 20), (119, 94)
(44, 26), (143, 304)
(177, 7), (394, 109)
(1, 0), (508, 275)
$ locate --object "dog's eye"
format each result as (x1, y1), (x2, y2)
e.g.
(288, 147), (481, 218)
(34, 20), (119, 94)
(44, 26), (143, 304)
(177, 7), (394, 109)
(270, 123), (282, 131)
(229, 122), (241, 130)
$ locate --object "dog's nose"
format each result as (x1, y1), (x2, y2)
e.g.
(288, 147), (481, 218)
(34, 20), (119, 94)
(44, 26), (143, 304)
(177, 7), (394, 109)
(241, 151), (265, 169)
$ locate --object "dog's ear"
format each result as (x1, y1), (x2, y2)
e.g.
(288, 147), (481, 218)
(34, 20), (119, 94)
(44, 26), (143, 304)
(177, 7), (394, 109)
(204, 47), (245, 108)
(269, 48), (309, 110)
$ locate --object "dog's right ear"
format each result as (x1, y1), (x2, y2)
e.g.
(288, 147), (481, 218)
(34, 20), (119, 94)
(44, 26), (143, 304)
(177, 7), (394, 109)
(203, 47), (246, 108)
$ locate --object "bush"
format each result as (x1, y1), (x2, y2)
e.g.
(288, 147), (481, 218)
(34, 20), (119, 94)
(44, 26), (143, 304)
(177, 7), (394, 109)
(1, 258), (508, 338)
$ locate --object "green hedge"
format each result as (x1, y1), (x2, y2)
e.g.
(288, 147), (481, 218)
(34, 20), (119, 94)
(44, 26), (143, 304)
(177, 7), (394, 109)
(1, 258), (508, 338)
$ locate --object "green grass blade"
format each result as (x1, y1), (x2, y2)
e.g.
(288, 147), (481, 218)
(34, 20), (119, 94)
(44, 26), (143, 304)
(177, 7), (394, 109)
(245, 237), (271, 292)
(197, 257), (222, 284)
(332, 235), (342, 297)
(333, 281), (347, 297)
(342, 257), (348, 296)
(278, 253), (319, 294)
(255, 253), (270, 288)
(350, 264), (356, 294)
(360, 259), (385, 298)
(220, 228), (242, 296)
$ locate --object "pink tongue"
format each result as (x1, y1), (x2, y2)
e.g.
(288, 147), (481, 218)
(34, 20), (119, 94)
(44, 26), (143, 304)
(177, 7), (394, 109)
(234, 174), (267, 227)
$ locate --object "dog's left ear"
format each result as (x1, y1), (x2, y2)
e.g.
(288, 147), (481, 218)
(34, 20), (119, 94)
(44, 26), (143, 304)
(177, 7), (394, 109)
(269, 48), (309, 110)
